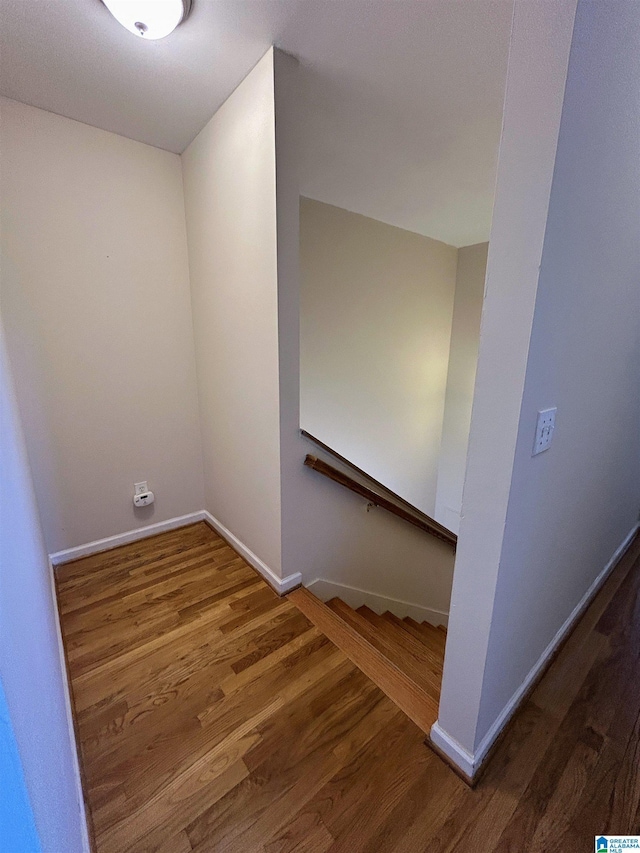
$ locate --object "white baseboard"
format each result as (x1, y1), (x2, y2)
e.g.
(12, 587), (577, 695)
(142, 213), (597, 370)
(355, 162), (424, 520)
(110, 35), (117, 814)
(307, 577), (449, 627)
(430, 722), (476, 779)
(201, 510), (302, 596)
(431, 521), (640, 780)
(49, 508), (302, 597)
(49, 511), (207, 566)
(46, 506), (300, 848)
(47, 558), (92, 853)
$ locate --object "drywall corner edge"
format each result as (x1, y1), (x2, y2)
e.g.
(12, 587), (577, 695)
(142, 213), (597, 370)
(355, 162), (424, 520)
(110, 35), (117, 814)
(435, 0), (578, 757)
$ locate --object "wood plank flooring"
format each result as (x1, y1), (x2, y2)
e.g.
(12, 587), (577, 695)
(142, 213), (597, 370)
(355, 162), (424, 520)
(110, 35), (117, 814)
(289, 590), (443, 733)
(56, 522), (640, 852)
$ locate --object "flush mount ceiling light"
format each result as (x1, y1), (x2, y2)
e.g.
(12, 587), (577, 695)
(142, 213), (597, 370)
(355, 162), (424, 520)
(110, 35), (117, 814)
(102, 0), (192, 40)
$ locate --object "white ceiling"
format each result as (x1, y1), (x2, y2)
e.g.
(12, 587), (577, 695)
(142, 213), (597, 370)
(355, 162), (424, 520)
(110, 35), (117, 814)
(0, 0), (513, 247)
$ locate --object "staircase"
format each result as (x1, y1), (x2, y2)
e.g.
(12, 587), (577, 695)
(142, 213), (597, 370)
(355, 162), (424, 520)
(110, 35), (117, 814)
(289, 588), (446, 733)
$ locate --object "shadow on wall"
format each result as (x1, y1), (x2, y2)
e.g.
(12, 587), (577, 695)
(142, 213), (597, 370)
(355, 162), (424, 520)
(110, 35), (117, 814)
(299, 197), (488, 531)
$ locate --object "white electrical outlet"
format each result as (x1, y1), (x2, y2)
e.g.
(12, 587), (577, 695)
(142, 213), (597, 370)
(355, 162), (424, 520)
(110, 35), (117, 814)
(134, 481), (148, 496)
(533, 408), (556, 456)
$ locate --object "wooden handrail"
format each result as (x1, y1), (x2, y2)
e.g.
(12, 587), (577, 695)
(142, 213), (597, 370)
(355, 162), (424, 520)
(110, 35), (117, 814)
(301, 429), (432, 515)
(301, 429), (457, 544)
(304, 454), (457, 549)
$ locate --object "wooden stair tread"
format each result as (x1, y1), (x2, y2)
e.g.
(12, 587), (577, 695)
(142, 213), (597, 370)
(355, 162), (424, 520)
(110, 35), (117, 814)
(397, 615), (446, 650)
(289, 589), (439, 733)
(355, 605), (380, 628)
(327, 601), (440, 695)
(383, 611), (446, 667)
(356, 607), (444, 674)
(421, 622), (447, 653)
(358, 606), (443, 662)
(405, 617), (447, 652)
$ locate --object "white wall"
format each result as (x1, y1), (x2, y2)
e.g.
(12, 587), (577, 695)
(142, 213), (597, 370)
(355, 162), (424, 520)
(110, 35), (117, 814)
(432, 0), (640, 776)
(182, 50), (284, 577)
(474, 0), (640, 746)
(0, 325), (86, 853)
(0, 97), (204, 555)
(300, 198), (458, 515)
(433, 0), (578, 774)
(294, 438), (455, 622)
(435, 242), (488, 532)
(268, 53), (457, 616)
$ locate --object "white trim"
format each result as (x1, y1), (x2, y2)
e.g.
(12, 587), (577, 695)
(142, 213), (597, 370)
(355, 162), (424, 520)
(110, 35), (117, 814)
(431, 522), (640, 779)
(201, 510), (302, 596)
(48, 507), (302, 595)
(49, 511), (206, 565)
(47, 558), (92, 853)
(45, 505), (299, 850)
(306, 577), (449, 627)
(430, 722), (476, 778)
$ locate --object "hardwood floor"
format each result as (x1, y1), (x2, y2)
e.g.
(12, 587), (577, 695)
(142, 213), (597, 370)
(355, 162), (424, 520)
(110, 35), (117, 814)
(289, 589), (444, 733)
(56, 522), (640, 852)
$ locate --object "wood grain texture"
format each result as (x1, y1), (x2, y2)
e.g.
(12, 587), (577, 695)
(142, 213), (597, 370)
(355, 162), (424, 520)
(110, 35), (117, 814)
(289, 589), (441, 732)
(301, 429), (457, 544)
(304, 454), (457, 547)
(56, 523), (640, 852)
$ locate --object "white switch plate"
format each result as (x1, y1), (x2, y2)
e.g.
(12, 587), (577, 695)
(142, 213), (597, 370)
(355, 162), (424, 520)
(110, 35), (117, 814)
(533, 408), (556, 456)
(134, 481), (148, 496)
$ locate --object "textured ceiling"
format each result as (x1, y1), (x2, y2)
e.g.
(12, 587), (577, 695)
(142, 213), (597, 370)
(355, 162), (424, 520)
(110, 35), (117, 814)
(0, 0), (513, 246)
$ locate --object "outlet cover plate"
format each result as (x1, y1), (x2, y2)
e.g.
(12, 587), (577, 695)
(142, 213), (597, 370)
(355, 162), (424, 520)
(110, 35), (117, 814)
(533, 408), (556, 456)
(134, 481), (148, 496)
